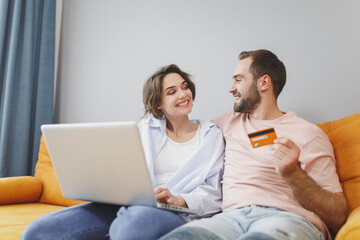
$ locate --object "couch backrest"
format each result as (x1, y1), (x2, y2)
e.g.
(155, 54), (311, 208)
(317, 113), (360, 215)
(33, 113), (359, 210)
(34, 136), (87, 207)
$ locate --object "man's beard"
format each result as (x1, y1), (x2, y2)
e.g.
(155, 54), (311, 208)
(233, 82), (260, 113)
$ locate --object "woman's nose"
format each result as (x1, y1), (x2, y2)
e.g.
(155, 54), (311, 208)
(178, 89), (187, 98)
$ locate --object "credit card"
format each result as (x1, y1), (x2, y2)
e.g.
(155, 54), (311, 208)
(248, 128), (277, 148)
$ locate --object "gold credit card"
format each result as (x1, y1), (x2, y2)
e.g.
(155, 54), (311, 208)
(248, 128), (277, 148)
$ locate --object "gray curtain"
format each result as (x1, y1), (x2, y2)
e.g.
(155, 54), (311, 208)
(0, 0), (56, 177)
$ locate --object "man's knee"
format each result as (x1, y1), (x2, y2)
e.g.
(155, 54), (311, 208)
(160, 226), (222, 240)
(239, 232), (276, 240)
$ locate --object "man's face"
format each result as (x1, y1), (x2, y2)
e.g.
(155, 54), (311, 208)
(229, 58), (261, 113)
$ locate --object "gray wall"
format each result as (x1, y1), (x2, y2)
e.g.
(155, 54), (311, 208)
(55, 0), (360, 124)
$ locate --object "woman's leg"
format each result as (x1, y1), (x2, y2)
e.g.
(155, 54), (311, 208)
(21, 203), (120, 240)
(109, 205), (186, 240)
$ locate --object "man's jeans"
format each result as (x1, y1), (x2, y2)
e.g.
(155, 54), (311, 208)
(160, 205), (326, 240)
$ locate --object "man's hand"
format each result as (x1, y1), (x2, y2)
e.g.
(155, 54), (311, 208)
(272, 137), (301, 177)
(154, 187), (187, 207)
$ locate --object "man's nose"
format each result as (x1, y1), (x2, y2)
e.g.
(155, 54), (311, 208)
(229, 82), (236, 93)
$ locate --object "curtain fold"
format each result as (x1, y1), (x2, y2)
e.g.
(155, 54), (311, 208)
(0, 0), (56, 177)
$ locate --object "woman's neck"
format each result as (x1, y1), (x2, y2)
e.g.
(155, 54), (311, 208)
(165, 116), (198, 143)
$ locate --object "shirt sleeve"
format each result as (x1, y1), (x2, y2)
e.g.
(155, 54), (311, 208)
(179, 126), (225, 218)
(299, 130), (343, 193)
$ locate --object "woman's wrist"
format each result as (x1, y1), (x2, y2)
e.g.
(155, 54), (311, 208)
(176, 195), (188, 207)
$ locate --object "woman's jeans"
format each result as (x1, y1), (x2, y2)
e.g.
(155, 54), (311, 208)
(20, 203), (186, 240)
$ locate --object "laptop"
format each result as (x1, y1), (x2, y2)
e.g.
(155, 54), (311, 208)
(41, 121), (197, 214)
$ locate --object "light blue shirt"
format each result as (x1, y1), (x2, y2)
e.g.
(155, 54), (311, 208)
(138, 116), (225, 219)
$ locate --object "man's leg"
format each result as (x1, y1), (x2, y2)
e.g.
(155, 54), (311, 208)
(109, 205), (186, 240)
(159, 210), (246, 240)
(20, 203), (120, 240)
(238, 206), (326, 240)
(161, 205), (326, 240)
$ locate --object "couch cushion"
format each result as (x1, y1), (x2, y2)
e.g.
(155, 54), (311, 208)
(317, 113), (360, 214)
(0, 176), (42, 204)
(335, 206), (360, 240)
(0, 203), (66, 240)
(34, 136), (87, 207)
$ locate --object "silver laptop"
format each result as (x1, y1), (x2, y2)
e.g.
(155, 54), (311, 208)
(41, 121), (197, 214)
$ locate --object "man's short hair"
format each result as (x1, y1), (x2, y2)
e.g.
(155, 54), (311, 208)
(239, 49), (286, 99)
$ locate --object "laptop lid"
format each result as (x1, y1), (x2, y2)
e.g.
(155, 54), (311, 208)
(41, 122), (157, 207)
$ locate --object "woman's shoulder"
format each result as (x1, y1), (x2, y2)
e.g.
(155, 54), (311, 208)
(191, 119), (223, 140)
(191, 119), (219, 129)
(138, 116), (165, 127)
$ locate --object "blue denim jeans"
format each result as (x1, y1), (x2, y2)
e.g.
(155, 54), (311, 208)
(160, 205), (326, 240)
(20, 203), (186, 240)
(109, 205), (186, 240)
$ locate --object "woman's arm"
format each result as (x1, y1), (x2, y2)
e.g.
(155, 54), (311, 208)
(178, 126), (225, 217)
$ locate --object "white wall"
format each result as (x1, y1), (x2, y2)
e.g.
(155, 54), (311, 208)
(55, 0), (360, 124)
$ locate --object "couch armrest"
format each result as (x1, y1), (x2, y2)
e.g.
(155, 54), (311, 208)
(0, 176), (42, 204)
(336, 206), (360, 240)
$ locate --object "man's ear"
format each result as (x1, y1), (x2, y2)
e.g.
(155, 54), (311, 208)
(258, 75), (272, 91)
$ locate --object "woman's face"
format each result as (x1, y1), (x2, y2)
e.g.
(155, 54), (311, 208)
(156, 73), (193, 119)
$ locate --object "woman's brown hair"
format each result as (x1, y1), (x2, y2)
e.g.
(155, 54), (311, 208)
(143, 64), (196, 119)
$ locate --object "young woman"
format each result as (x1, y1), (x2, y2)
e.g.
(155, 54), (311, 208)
(21, 64), (225, 240)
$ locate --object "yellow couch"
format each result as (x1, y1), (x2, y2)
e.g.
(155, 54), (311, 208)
(317, 113), (360, 239)
(0, 113), (359, 239)
(0, 136), (86, 240)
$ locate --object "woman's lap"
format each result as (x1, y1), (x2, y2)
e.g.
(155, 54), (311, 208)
(109, 205), (186, 240)
(20, 203), (120, 240)
(20, 203), (186, 240)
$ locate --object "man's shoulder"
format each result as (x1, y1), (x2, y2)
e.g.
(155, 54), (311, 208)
(212, 110), (242, 127)
(286, 112), (324, 133)
(284, 112), (330, 145)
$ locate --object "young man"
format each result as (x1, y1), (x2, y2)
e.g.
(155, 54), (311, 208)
(160, 50), (347, 240)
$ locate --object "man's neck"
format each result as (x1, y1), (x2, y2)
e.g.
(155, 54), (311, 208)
(249, 103), (284, 120)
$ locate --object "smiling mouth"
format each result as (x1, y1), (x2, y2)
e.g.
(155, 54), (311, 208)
(233, 94), (241, 102)
(176, 100), (189, 107)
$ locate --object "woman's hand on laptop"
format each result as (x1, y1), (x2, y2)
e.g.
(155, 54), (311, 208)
(154, 187), (188, 207)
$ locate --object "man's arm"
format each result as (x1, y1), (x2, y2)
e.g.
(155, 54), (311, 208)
(272, 137), (347, 235)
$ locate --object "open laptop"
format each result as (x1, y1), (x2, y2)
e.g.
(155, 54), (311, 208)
(41, 121), (197, 214)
